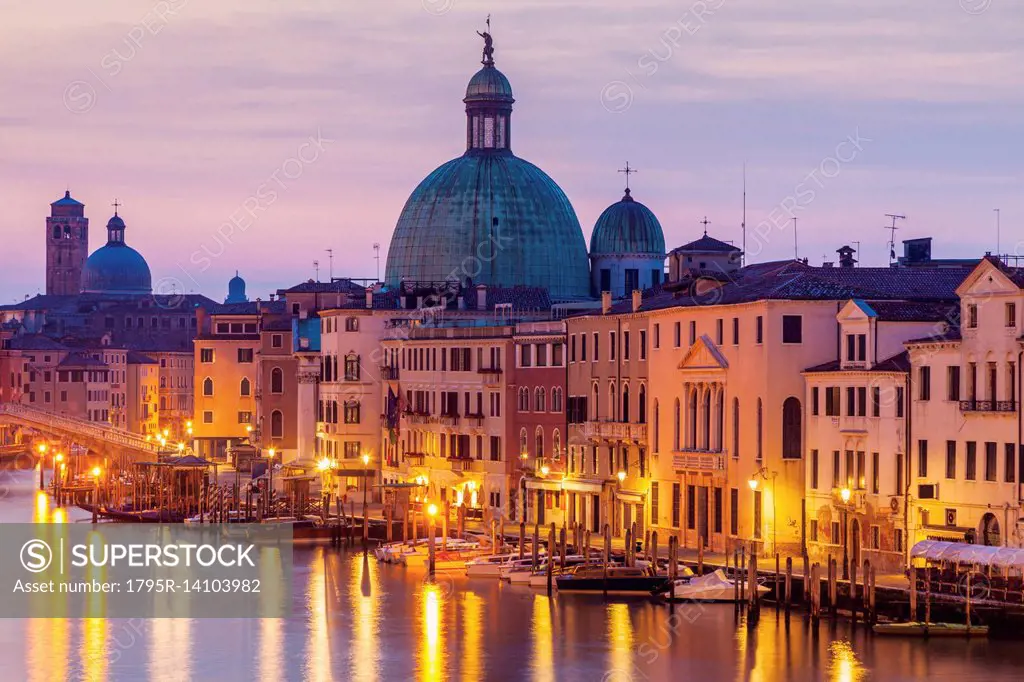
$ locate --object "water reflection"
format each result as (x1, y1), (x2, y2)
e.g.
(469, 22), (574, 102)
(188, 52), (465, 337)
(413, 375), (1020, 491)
(828, 640), (866, 682)
(531, 595), (554, 682)
(348, 553), (380, 682)
(418, 583), (445, 682)
(460, 592), (483, 682)
(304, 548), (332, 682)
(607, 603), (633, 680)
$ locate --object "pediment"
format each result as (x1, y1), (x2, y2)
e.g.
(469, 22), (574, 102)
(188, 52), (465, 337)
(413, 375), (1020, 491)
(677, 334), (729, 371)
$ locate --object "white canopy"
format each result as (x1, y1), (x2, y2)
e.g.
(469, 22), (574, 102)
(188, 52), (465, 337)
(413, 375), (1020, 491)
(911, 540), (1024, 568)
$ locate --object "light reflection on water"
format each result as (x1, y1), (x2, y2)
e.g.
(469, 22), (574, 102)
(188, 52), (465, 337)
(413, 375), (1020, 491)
(2, 472), (1024, 681)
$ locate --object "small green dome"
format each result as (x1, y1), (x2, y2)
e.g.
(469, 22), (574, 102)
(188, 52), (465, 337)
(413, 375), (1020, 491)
(465, 66), (514, 103)
(590, 189), (666, 256)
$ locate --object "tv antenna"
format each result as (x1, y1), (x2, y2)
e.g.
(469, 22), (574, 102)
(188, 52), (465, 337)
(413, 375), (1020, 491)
(313, 260), (320, 282)
(741, 163), (747, 266)
(994, 208), (1001, 255)
(884, 214), (905, 263)
(853, 241), (861, 267)
(326, 249), (334, 280)
(792, 217), (799, 260)
(373, 243), (381, 282)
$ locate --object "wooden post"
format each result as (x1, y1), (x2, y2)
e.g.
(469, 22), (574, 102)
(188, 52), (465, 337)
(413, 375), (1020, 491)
(532, 523), (540, 571)
(386, 504), (393, 543)
(442, 501), (449, 551)
(868, 565), (877, 625)
(739, 547), (746, 602)
(519, 522), (526, 560)
(584, 530), (591, 566)
(734, 550), (740, 603)
(624, 528), (632, 568)
(811, 564), (821, 621)
(547, 524), (555, 595)
(651, 531), (659, 574)
(349, 500), (356, 546)
(965, 571), (972, 631)
(697, 539), (704, 576)
(644, 530), (651, 560)
(908, 566), (917, 622)
(850, 561), (858, 625)
(862, 559), (871, 615)
(669, 537), (678, 604)
(748, 552), (759, 616)
(491, 519), (497, 555)
(559, 526), (567, 570)
(775, 553), (781, 611)
(802, 552), (810, 604)
(603, 523), (611, 597)
(785, 557), (793, 611)
(499, 516), (505, 552)
(428, 517), (436, 577)
(924, 568), (931, 628)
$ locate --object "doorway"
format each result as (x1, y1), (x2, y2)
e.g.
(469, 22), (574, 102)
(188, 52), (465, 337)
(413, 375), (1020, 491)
(981, 513), (1001, 546)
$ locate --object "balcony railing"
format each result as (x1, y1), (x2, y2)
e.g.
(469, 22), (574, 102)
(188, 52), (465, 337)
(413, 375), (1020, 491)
(960, 400), (1016, 413)
(438, 414), (459, 427)
(378, 365), (400, 381)
(581, 420), (648, 442)
(477, 367), (503, 375)
(672, 449), (726, 473)
(464, 413), (485, 428)
(405, 452), (426, 466)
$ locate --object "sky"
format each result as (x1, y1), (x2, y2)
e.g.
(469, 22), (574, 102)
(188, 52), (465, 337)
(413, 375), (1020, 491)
(1, 0), (1021, 302)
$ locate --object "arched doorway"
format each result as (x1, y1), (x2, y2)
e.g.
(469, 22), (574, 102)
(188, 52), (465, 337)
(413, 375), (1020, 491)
(850, 519), (862, 569)
(980, 513), (1001, 546)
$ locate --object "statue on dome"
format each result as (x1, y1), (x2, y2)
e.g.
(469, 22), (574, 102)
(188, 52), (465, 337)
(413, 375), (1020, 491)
(477, 25), (494, 65)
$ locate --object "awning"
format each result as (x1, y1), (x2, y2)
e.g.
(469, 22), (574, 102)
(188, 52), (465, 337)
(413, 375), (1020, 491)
(525, 479), (563, 492)
(616, 490), (646, 504)
(911, 539), (1024, 568)
(919, 527), (970, 542)
(561, 478), (605, 494)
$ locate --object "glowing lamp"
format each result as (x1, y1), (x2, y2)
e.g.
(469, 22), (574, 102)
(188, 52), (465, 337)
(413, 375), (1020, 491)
(840, 487), (851, 504)
(91, 467), (102, 478)
(617, 470), (626, 483)
(540, 465), (550, 476)
(362, 453), (370, 467)
(748, 478), (758, 491)
(427, 503), (438, 517)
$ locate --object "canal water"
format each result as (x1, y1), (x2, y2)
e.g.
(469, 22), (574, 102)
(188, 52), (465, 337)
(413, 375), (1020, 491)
(0, 470), (1021, 681)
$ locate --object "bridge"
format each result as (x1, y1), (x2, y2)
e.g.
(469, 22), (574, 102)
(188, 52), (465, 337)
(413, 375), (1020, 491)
(0, 403), (162, 460)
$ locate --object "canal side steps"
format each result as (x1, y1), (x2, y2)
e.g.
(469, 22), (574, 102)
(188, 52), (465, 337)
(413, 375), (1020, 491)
(0, 403), (161, 458)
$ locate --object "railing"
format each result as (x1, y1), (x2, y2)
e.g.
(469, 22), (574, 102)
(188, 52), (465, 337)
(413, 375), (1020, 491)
(960, 400), (1017, 413)
(0, 403), (160, 455)
(464, 414), (485, 428)
(438, 414), (459, 427)
(405, 452), (426, 465)
(581, 420), (648, 442)
(477, 367), (503, 375)
(378, 365), (400, 381)
(672, 449), (726, 472)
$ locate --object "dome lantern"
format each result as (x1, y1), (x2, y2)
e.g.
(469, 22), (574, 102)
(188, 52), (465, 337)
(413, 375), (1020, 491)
(80, 205), (152, 296)
(464, 27), (514, 153)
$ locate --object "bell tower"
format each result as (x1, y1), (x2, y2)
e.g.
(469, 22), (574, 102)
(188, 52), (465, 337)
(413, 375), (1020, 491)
(46, 191), (89, 296)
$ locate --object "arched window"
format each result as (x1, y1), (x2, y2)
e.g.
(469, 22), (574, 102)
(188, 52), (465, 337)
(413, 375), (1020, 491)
(240, 377), (251, 397)
(519, 428), (529, 457)
(271, 367), (283, 394)
(535, 387), (546, 412)
(702, 389), (711, 450)
(271, 410), (283, 438)
(714, 390), (724, 451)
(609, 382), (617, 421)
(756, 398), (764, 461)
(782, 396), (802, 459)
(687, 388), (698, 449)
(159, 397), (165, 410)
(732, 397), (740, 458)
(673, 398), (681, 451)
(638, 385), (647, 424)
(592, 383), (600, 420)
(621, 384), (630, 423)
(535, 426), (545, 459)
(653, 399), (660, 453)
(551, 387), (563, 413)
(518, 387), (530, 412)
(345, 317), (359, 332)
(159, 376), (166, 389)
(202, 377), (213, 396)
(344, 353), (360, 381)
(553, 429), (561, 459)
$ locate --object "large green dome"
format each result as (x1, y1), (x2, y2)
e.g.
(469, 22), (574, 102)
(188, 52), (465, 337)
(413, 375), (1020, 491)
(384, 42), (591, 300)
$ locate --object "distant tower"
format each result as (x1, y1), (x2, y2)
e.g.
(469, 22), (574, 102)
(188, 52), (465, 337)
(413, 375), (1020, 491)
(836, 245), (858, 268)
(46, 191), (89, 295)
(225, 272), (248, 304)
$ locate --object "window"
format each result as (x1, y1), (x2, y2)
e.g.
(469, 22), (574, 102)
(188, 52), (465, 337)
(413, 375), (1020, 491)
(609, 332), (616, 361)
(345, 317), (359, 332)
(200, 348), (214, 363)
(686, 485), (696, 530)
(271, 367), (284, 394)
(271, 334), (283, 348)
(896, 386), (905, 417)
(581, 334), (588, 362)
(593, 333), (599, 361)
(919, 366), (931, 400)
(1006, 443), (1016, 483)
(671, 483), (681, 528)
(240, 377), (251, 397)
(1007, 302), (1017, 327)
(781, 315), (802, 343)
(781, 397), (801, 459)
(872, 452), (879, 493)
(623, 333), (630, 361)
(810, 520), (819, 542)
(344, 354), (361, 381)
(917, 440), (928, 478)
(967, 303), (978, 328)
(756, 316), (763, 344)
(896, 453), (904, 495)
(732, 318), (739, 345)
(237, 348), (254, 363)
(756, 398), (763, 461)
(688, 321), (696, 346)
(570, 335), (577, 362)
(673, 322), (681, 348)
(270, 411), (283, 439)
(202, 377), (214, 396)
(753, 490), (762, 539)
(966, 442), (977, 480)
(653, 324), (660, 349)
(985, 442), (997, 482)
(651, 482), (659, 526)
(344, 401), (360, 424)
(856, 451), (866, 489)
(534, 387), (546, 412)
(237, 411), (252, 424)
(811, 450), (819, 489)
(730, 488), (739, 535)
(713, 487), (723, 533)
(203, 410), (213, 424)
(846, 387), (856, 416)
(344, 442), (361, 459)
(732, 398), (740, 458)
(811, 387), (819, 415)
(825, 387), (840, 416)
(871, 387), (880, 417)
(552, 387), (563, 413)
(856, 387), (867, 416)
(845, 450), (854, 488)
(639, 330), (647, 360)
(832, 450), (841, 487)
(947, 366), (961, 401)
(946, 441), (957, 479)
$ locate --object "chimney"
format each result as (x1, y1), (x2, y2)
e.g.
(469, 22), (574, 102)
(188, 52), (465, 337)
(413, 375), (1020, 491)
(601, 291), (612, 315)
(476, 284), (487, 310)
(631, 289), (642, 313)
(836, 245), (857, 268)
(195, 307), (207, 333)
(365, 287), (373, 309)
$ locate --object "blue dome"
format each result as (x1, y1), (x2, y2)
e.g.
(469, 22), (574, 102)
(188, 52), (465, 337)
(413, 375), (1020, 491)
(80, 213), (152, 295)
(385, 152), (591, 299)
(590, 189), (666, 256)
(225, 272), (248, 304)
(465, 66), (514, 102)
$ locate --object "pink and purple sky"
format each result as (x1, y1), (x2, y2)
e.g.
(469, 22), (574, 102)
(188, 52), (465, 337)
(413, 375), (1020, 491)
(1, 0), (1021, 301)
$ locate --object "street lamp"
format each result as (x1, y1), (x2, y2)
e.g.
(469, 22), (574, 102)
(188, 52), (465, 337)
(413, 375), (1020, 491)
(426, 503), (438, 576)
(617, 470), (626, 483)
(540, 464), (550, 477)
(839, 487), (852, 580)
(37, 443), (48, 490)
(267, 447), (277, 515)
(749, 466), (778, 556)
(91, 466), (102, 523)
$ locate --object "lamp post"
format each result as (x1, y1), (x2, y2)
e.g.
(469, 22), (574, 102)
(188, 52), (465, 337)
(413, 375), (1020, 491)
(267, 447), (276, 518)
(748, 467), (778, 556)
(427, 502), (438, 577)
(37, 443), (48, 490)
(53, 453), (64, 498)
(361, 453), (371, 547)
(616, 469), (626, 537)
(840, 487), (852, 580)
(91, 466), (102, 524)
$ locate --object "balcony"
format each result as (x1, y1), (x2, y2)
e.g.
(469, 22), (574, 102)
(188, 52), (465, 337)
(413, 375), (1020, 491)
(464, 413), (486, 428)
(581, 420), (648, 442)
(405, 452), (426, 466)
(449, 457), (480, 473)
(438, 413), (459, 427)
(960, 400), (1016, 414)
(378, 365), (400, 381)
(672, 449), (726, 473)
(405, 410), (432, 425)
(478, 367), (503, 385)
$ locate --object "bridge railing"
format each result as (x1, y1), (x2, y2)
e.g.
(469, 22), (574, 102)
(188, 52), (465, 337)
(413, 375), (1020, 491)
(0, 403), (160, 455)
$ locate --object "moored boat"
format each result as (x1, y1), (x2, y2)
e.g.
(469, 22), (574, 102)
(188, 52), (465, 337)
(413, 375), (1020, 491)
(555, 565), (670, 596)
(656, 568), (768, 602)
(872, 622), (989, 637)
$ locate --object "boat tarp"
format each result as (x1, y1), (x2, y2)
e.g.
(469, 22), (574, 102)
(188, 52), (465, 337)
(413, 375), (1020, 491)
(910, 540), (1024, 568)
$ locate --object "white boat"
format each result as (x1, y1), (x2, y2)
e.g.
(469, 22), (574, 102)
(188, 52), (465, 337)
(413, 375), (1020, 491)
(499, 557), (545, 580)
(466, 553), (520, 577)
(524, 556), (591, 587)
(659, 569), (770, 602)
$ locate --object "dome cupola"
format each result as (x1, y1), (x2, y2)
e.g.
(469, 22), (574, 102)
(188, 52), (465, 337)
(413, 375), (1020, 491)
(80, 205), (152, 296)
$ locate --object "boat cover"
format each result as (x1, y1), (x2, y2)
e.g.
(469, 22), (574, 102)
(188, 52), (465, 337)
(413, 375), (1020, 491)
(910, 540), (1024, 568)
